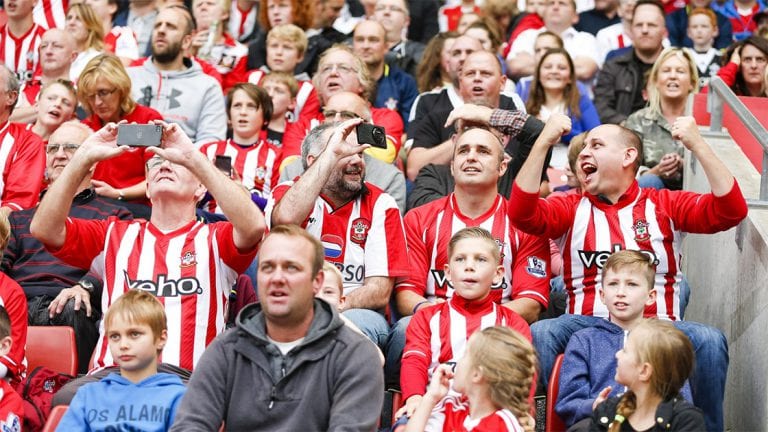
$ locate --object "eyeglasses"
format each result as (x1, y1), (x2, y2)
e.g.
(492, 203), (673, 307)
(318, 63), (358, 76)
(45, 143), (79, 154)
(86, 88), (118, 100)
(374, 4), (406, 13)
(146, 156), (167, 170)
(322, 109), (362, 120)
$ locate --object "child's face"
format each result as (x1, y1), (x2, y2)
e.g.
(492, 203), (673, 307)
(600, 267), (655, 327)
(614, 329), (643, 387)
(36, 84), (76, 129)
(687, 14), (717, 47)
(445, 238), (503, 301)
(263, 79), (296, 118)
(229, 89), (265, 140)
(107, 315), (165, 375)
(266, 38), (303, 73)
(316, 270), (344, 310)
(0, 336), (11, 357)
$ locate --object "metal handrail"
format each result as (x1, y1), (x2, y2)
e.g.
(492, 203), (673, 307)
(707, 76), (768, 204)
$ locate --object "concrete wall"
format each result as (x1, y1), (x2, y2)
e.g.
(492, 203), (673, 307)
(682, 129), (768, 432)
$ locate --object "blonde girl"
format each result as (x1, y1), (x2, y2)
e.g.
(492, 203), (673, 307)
(405, 326), (537, 432)
(591, 319), (705, 431)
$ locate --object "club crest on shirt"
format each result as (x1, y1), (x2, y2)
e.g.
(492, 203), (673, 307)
(254, 166), (267, 184)
(1, 412), (21, 432)
(633, 220), (650, 242)
(385, 97), (399, 110)
(525, 256), (547, 278)
(350, 218), (371, 245)
(180, 251), (197, 268)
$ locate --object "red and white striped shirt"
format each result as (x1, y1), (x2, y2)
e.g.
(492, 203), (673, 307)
(267, 181), (409, 294)
(200, 138), (280, 208)
(49, 217), (259, 371)
(0, 122), (46, 211)
(508, 181), (748, 320)
(431, 395), (526, 432)
(0, 23), (46, 83)
(0, 273), (27, 381)
(228, 1), (258, 42)
(105, 26), (140, 60)
(401, 295), (531, 400)
(397, 193), (550, 307)
(33, 0), (67, 30)
(247, 69), (321, 124)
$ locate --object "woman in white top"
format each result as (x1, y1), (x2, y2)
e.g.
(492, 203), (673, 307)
(66, 3), (105, 82)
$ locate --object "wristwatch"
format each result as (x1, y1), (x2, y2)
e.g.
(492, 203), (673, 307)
(117, 190), (126, 201)
(78, 279), (95, 293)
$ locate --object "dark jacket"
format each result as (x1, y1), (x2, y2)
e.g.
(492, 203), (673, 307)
(169, 299), (384, 432)
(556, 320), (693, 427)
(590, 395), (706, 431)
(666, 6), (733, 49)
(594, 49), (650, 125)
(386, 39), (426, 77)
(374, 64), (419, 126)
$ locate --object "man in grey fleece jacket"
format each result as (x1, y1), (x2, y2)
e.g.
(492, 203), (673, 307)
(170, 225), (384, 431)
(128, 5), (227, 145)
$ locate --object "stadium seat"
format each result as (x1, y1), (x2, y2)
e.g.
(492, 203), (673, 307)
(545, 353), (567, 432)
(42, 405), (68, 432)
(26, 326), (78, 376)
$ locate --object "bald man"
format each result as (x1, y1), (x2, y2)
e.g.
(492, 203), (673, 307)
(353, 19), (418, 126)
(11, 28), (78, 124)
(406, 50), (526, 180)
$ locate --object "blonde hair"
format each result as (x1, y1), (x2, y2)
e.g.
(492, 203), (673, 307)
(77, 54), (136, 117)
(264, 71), (300, 98)
(567, 132), (586, 174)
(39, 78), (77, 102)
(67, 3), (105, 51)
(322, 262), (343, 291)
(0, 211), (9, 250)
(267, 24), (308, 57)
(608, 319), (694, 432)
(647, 47), (699, 118)
(105, 290), (168, 344)
(447, 227), (501, 264)
(468, 327), (537, 432)
(603, 250), (656, 291)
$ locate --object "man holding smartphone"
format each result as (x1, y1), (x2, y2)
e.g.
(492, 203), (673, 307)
(268, 119), (408, 350)
(30, 121), (265, 403)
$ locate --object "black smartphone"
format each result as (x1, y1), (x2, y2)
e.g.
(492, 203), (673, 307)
(356, 123), (387, 149)
(116, 124), (163, 147)
(214, 155), (232, 175)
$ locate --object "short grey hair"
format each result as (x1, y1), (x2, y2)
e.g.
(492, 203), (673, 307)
(1, 65), (20, 114)
(301, 122), (341, 170)
(1, 65), (19, 93)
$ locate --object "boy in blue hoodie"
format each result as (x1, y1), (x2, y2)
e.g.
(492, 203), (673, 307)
(555, 250), (692, 430)
(57, 290), (186, 431)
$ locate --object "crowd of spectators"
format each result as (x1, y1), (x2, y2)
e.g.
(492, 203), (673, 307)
(0, 0), (762, 430)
